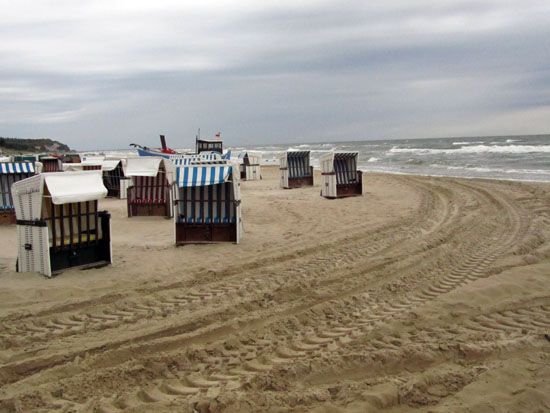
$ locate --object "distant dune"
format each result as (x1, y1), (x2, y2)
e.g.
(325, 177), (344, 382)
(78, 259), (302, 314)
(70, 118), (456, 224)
(0, 137), (70, 154)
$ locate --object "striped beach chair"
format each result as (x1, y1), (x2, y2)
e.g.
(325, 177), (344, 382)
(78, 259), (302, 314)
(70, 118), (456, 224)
(174, 163), (242, 244)
(320, 152), (362, 198)
(0, 162), (36, 224)
(279, 151), (314, 189)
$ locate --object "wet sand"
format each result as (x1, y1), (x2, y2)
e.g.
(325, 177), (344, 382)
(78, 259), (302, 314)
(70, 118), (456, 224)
(0, 166), (549, 412)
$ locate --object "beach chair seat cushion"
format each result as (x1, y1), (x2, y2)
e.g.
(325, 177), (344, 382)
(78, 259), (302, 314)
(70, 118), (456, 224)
(50, 233), (98, 246)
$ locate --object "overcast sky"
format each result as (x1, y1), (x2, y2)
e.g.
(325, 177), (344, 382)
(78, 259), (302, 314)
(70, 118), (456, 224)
(1, 0), (549, 150)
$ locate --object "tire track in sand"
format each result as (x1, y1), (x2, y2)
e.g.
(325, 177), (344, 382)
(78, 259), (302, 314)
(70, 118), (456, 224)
(42, 177), (535, 412)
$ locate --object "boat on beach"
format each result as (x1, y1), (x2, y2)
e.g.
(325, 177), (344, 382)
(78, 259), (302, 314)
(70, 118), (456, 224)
(131, 132), (229, 161)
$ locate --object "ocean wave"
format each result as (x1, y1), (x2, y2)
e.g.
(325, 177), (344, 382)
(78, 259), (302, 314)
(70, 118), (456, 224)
(429, 164), (550, 175)
(367, 157), (379, 162)
(490, 139), (522, 144)
(389, 144), (550, 155)
(452, 141), (484, 145)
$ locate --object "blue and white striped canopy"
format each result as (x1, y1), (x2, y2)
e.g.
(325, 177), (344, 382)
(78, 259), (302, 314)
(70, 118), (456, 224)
(172, 152), (221, 165)
(0, 162), (34, 174)
(172, 158), (196, 166)
(176, 165), (232, 187)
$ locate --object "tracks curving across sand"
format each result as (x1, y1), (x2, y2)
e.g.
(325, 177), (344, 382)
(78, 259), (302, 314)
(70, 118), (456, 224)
(0, 168), (548, 412)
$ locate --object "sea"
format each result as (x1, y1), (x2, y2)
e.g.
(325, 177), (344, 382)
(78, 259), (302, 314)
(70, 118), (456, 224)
(100, 134), (549, 183)
(232, 134), (550, 183)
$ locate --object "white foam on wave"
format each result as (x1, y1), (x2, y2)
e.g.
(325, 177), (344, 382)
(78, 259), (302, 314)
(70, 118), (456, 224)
(430, 164), (550, 175)
(452, 141), (484, 145)
(367, 157), (379, 162)
(389, 144), (550, 155)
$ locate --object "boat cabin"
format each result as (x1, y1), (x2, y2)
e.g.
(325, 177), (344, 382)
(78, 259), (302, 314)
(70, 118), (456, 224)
(196, 137), (223, 154)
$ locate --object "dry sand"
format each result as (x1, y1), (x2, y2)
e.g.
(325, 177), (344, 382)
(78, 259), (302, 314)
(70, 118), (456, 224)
(0, 166), (549, 412)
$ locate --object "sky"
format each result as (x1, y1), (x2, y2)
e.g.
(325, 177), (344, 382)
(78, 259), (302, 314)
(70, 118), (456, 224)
(0, 0), (549, 150)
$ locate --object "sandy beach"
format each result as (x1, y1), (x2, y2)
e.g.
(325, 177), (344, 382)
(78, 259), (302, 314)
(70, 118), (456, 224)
(0, 166), (549, 412)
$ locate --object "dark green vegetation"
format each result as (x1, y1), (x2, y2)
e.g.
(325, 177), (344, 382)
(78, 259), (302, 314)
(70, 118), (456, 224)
(0, 137), (70, 154)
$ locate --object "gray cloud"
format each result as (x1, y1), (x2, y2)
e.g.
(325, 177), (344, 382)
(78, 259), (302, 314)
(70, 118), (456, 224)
(0, 0), (549, 150)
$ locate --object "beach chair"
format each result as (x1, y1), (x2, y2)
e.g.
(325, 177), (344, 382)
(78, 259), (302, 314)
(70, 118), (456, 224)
(320, 152), (362, 198)
(39, 156), (62, 172)
(174, 162), (242, 244)
(63, 153), (81, 164)
(240, 152), (262, 181)
(11, 171), (111, 277)
(279, 151), (314, 189)
(12, 155), (38, 163)
(125, 157), (174, 217)
(0, 162), (36, 224)
(102, 159), (126, 198)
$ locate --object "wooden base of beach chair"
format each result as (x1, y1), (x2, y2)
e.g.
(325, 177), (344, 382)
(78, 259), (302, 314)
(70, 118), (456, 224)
(287, 176), (314, 189)
(175, 223), (237, 244)
(49, 212), (112, 274)
(128, 203), (169, 217)
(0, 210), (16, 225)
(334, 182), (363, 198)
(50, 247), (111, 274)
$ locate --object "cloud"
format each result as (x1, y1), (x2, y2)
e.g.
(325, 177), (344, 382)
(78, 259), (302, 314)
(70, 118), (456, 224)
(0, 0), (549, 149)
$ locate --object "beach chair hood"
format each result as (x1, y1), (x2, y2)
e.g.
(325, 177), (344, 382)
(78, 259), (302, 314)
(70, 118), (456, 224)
(175, 163), (234, 188)
(0, 162), (35, 174)
(101, 159), (122, 171)
(44, 171), (108, 204)
(125, 157), (175, 184)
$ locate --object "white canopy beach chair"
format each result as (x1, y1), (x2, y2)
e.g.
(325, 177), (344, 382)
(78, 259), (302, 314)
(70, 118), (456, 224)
(102, 159), (127, 198)
(12, 171), (111, 277)
(239, 152), (262, 181)
(125, 157), (175, 217)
